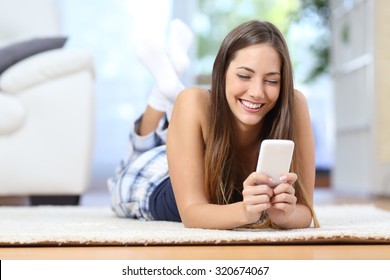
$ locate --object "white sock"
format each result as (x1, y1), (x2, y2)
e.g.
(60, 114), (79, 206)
(165, 102), (174, 122)
(166, 19), (194, 75)
(136, 19), (194, 120)
(135, 39), (184, 104)
(147, 86), (166, 113)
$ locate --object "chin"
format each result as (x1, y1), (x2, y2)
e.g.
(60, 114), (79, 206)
(239, 116), (264, 127)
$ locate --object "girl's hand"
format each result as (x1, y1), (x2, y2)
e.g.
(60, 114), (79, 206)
(242, 172), (274, 224)
(266, 172), (298, 226)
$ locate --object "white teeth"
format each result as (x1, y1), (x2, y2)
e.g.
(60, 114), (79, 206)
(241, 100), (262, 109)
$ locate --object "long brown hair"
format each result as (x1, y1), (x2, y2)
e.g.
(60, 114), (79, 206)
(204, 20), (319, 228)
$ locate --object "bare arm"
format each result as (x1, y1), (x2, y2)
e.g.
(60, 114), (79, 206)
(293, 90), (316, 206)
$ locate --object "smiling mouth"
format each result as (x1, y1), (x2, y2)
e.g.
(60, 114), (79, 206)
(240, 99), (263, 110)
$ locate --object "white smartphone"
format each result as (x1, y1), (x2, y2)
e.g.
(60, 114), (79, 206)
(256, 139), (295, 187)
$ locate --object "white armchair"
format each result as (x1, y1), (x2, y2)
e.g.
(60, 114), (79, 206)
(0, 0), (95, 204)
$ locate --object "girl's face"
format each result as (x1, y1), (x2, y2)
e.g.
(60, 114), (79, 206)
(225, 44), (281, 131)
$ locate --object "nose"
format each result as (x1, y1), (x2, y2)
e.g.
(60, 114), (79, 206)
(248, 83), (265, 100)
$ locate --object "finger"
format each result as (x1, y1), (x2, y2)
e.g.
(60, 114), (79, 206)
(244, 172), (273, 186)
(273, 183), (295, 195)
(244, 194), (272, 207)
(270, 201), (296, 213)
(245, 203), (271, 214)
(242, 185), (274, 202)
(279, 172), (298, 185)
(271, 192), (297, 205)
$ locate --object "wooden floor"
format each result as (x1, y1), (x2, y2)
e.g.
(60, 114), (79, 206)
(1, 188), (390, 260)
(1, 244), (390, 260)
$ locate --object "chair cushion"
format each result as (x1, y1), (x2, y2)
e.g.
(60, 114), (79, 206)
(0, 37), (67, 75)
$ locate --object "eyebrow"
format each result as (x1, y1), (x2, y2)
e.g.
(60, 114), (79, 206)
(236, 66), (255, 73)
(236, 66), (280, 76)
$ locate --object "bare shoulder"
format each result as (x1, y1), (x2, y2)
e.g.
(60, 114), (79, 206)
(293, 89), (314, 140)
(293, 89), (309, 109)
(293, 89), (311, 121)
(176, 87), (210, 108)
(173, 87), (210, 122)
(170, 87), (210, 139)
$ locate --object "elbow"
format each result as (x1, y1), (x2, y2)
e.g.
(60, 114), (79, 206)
(180, 213), (201, 229)
(178, 207), (215, 229)
(182, 221), (198, 229)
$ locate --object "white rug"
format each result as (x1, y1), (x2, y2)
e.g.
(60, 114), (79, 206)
(0, 204), (390, 246)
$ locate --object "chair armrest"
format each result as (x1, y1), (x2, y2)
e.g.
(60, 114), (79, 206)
(0, 49), (94, 93)
(0, 93), (25, 135)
